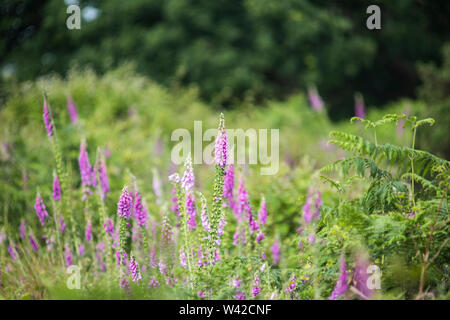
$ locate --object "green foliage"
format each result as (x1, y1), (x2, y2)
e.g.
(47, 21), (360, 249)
(321, 112), (449, 298)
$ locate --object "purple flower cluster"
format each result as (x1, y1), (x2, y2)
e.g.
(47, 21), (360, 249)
(117, 186), (133, 219)
(64, 244), (73, 266)
(271, 240), (280, 265)
(179, 247), (187, 268)
(78, 141), (95, 197)
(43, 99), (53, 137)
(258, 196), (267, 226)
(182, 155), (196, 230)
(52, 174), (61, 201)
(134, 191), (148, 228)
(354, 253), (373, 299)
(85, 223), (92, 242)
(329, 254), (348, 300)
(129, 256), (142, 283)
(200, 195), (210, 232)
(59, 216), (66, 234)
(287, 274), (297, 292)
(103, 217), (115, 236)
(214, 113), (228, 168)
(67, 96), (79, 124)
(302, 188), (322, 224)
(19, 221), (26, 239)
(34, 193), (49, 226)
(170, 185), (180, 217)
(354, 93), (365, 119)
(223, 164), (235, 209)
(8, 245), (16, 262)
(98, 157), (110, 199)
(308, 87), (324, 111)
(252, 276), (261, 298)
(29, 234), (39, 252)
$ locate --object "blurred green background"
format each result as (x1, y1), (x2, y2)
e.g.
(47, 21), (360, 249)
(1, 0), (450, 122)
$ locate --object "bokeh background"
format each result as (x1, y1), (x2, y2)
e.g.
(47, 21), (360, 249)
(0, 0), (449, 299)
(1, 1), (449, 121)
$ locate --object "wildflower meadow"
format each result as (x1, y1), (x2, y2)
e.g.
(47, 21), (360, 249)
(0, 1), (449, 303)
(0, 67), (448, 301)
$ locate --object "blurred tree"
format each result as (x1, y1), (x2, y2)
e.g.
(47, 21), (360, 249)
(1, 0), (449, 119)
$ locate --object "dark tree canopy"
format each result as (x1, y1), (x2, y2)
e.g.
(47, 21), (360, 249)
(1, 0), (449, 119)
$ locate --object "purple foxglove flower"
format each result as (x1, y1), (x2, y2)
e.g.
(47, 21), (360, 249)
(19, 221), (26, 239)
(256, 232), (265, 243)
(181, 154), (194, 192)
(78, 141), (95, 197)
(120, 277), (130, 289)
(186, 192), (197, 230)
(43, 98), (53, 137)
(171, 185), (180, 217)
(129, 256), (142, 283)
(96, 241), (105, 252)
(0, 229), (6, 245)
(168, 173), (180, 184)
(29, 234), (38, 252)
(303, 188), (322, 224)
(197, 291), (205, 298)
(354, 253), (373, 299)
(179, 247), (187, 268)
(148, 277), (160, 288)
(152, 169), (162, 199)
(59, 216), (66, 234)
(34, 193), (49, 226)
(134, 191), (148, 228)
(197, 246), (208, 267)
(65, 244), (73, 266)
(308, 233), (315, 244)
(53, 174), (61, 201)
(314, 190), (322, 220)
(78, 244), (85, 256)
(199, 194), (210, 232)
(233, 230), (240, 246)
(103, 218), (114, 236)
(329, 254), (348, 300)
(214, 113), (228, 168)
(223, 164), (235, 209)
(149, 247), (158, 268)
(8, 244), (16, 261)
(237, 177), (251, 221)
(117, 186), (133, 219)
(159, 261), (167, 276)
(271, 240), (280, 265)
(233, 277), (241, 288)
(287, 274), (297, 292)
(308, 87), (324, 111)
(252, 276), (261, 298)
(258, 196), (267, 226)
(302, 192), (313, 224)
(98, 157), (110, 199)
(409, 211), (415, 219)
(85, 223), (92, 242)
(354, 93), (365, 119)
(237, 178), (259, 234)
(216, 215), (226, 245)
(67, 96), (78, 124)
(233, 291), (245, 300)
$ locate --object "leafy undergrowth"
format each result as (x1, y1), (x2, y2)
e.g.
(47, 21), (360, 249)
(0, 68), (448, 300)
